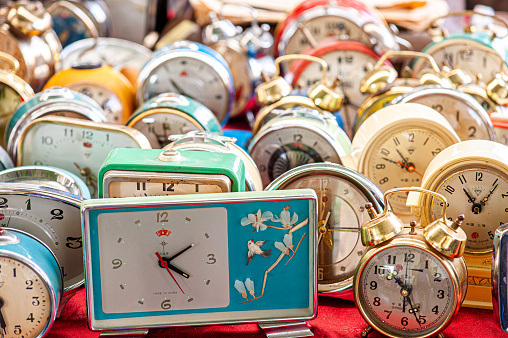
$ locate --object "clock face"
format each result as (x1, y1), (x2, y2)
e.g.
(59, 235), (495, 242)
(398, 89), (493, 141)
(430, 167), (508, 254)
(0, 84), (23, 119)
(0, 192), (83, 291)
(70, 84), (124, 123)
(357, 245), (455, 337)
(249, 126), (343, 187)
(18, 120), (147, 197)
(140, 56), (230, 122)
(128, 110), (203, 149)
(365, 128), (448, 213)
(278, 172), (372, 290)
(0, 256), (52, 337)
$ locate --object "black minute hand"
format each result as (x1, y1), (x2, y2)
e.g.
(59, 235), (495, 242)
(463, 188), (475, 203)
(482, 184), (498, 205)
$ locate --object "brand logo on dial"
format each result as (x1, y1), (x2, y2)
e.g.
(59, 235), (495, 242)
(156, 229), (171, 237)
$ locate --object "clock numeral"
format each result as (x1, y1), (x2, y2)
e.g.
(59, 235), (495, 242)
(476, 172), (483, 181)
(136, 182), (146, 191)
(404, 253), (415, 263)
(375, 164), (385, 170)
(157, 212), (168, 223)
(432, 305), (439, 314)
(14, 325), (21, 335)
(13, 268), (16, 277)
(374, 265), (387, 275)
(380, 148), (390, 156)
(408, 133), (414, 142)
(66, 236), (82, 249)
(489, 231), (494, 240)
(26, 280), (33, 289)
(387, 255), (396, 264)
(112, 259), (123, 269)
(502, 193), (508, 198)
(505, 208), (508, 212)
(25, 199), (31, 210)
(50, 209), (64, 220)
(393, 137), (400, 146)
(468, 126), (477, 138)
(444, 185), (455, 194)
(27, 313), (34, 322)
(384, 310), (392, 319)
(64, 128), (74, 137)
(370, 281), (377, 290)
(432, 148), (442, 156)
(161, 299), (171, 309)
(61, 266), (67, 277)
(163, 183), (175, 192)
(32, 297), (40, 306)
(401, 317), (408, 326)
(459, 175), (467, 184)
(41, 136), (53, 145)
(419, 315), (427, 324)
(206, 254), (216, 264)
(195, 184), (199, 192)
(82, 131), (93, 140)
(456, 110), (460, 122)
(434, 273), (442, 282)
(379, 177), (388, 185)
(373, 297), (381, 306)
(318, 268), (324, 281)
(432, 104), (443, 113)
(294, 134), (303, 143)
(0, 197), (8, 208)
(437, 290), (445, 299)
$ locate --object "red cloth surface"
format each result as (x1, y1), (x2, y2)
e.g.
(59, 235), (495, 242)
(50, 288), (505, 337)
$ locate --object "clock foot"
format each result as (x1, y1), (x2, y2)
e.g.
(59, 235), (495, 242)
(100, 329), (149, 337)
(258, 321), (313, 337)
(361, 326), (373, 337)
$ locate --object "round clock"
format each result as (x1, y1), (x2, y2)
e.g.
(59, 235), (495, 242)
(164, 131), (261, 192)
(412, 11), (508, 82)
(265, 162), (384, 296)
(136, 40), (234, 124)
(0, 165), (91, 199)
(286, 39), (383, 137)
(44, 62), (136, 124)
(391, 86), (495, 141)
(419, 140), (508, 308)
(249, 106), (352, 188)
(354, 187), (467, 338)
(273, 0), (397, 63)
(14, 116), (151, 198)
(351, 103), (461, 217)
(0, 228), (62, 338)
(126, 93), (222, 149)
(5, 86), (108, 158)
(0, 183), (83, 294)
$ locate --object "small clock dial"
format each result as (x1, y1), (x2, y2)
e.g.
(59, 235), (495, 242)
(98, 207), (230, 312)
(249, 127), (342, 187)
(0, 256), (52, 337)
(282, 173), (369, 287)
(70, 84), (124, 123)
(367, 129), (447, 213)
(430, 168), (508, 253)
(358, 245), (454, 337)
(0, 84), (23, 119)
(282, 16), (371, 56)
(140, 57), (229, 121)
(0, 193), (83, 291)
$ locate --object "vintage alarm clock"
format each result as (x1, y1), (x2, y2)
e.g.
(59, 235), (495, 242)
(164, 131), (262, 192)
(252, 54), (344, 137)
(353, 51), (453, 136)
(273, 0), (398, 64)
(0, 165), (91, 199)
(0, 1), (62, 91)
(126, 93), (222, 149)
(136, 40), (234, 124)
(354, 187), (467, 338)
(0, 228), (62, 337)
(0, 51), (34, 147)
(266, 162), (384, 297)
(57, 37), (152, 85)
(44, 62), (136, 124)
(13, 116), (151, 197)
(82, 190), (317, 334)
(351, 103), (461, 218)
(5, 86), (108, 158)
(391, 86), (495, 141)
(205, 6), (275, 118)
(46, 0), (110, 48)
(418, 140), (508, 309)
(98, 148), (246, 198)
(0, 183), (84, 296)
(493, 223), (508, 332)
(286, 40), (383, 137)
(412, 11), (508, 82)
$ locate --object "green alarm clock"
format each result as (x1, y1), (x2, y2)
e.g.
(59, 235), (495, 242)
(98, 148), (246, 198)
(81, 189), (317, 333)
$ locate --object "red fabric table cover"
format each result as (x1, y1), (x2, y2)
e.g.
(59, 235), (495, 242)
(50, 288), (505, 337)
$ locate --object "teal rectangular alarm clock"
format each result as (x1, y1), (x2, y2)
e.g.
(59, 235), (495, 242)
(98, 148), (246, 198)
(81, 189), (317, 332)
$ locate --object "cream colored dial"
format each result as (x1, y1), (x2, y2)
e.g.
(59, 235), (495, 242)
(70, 84), (124, 123)
(367, 129), (447, 213)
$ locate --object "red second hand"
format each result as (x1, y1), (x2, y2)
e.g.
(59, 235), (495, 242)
(397, 161), (424, 178)
(156, 252), (185, 294)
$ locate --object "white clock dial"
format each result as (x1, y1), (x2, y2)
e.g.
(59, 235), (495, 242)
(367, 129), (447, 213)
(70, 84), (124, 123)
(430, 167), (508, 254)
(358, 245), (455, 337)
(97, 207), (230, 313)
(140, 57), (229, 121)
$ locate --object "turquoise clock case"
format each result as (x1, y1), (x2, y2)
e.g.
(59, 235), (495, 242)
(98, 148), (246, 197)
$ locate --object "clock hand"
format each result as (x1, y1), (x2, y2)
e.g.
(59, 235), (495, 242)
(73, 162), (98, 190)
(481, 183), (498, 205)
(463, 188), (483, 214)
(159, 257), (190, 279)
(169, 79), (198, 101)
(0, 297), (6, 335)
(395, 149), (409, 165)
(404, 292), (422, 327)
(155, 252), (185, 294)
(167, 243), (194, 261)
(397, 161), (424, 177)
(317, 211), (332, 249)
(463, 188), (475, 203)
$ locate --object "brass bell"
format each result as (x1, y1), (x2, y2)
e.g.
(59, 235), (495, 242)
(202, 11), (238, 44)
(308, 78), (344, 112)
(360, 65), (397, 94)
(7, 2), (52, 36)
(255, 75), (292, 106)
(424, 214), (467, 258)
(486, 73), (508, 106)
(361, 203), (403, 247)
(440, 60), (472, 87)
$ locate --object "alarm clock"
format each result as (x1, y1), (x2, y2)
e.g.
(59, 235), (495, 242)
(136, 40), (234, 124)
(126, 93), (222, 149)
(418, 140), (508, 309)
(81, 189), (317, 333)
(493, 223), (508, 332)
(98, 148), (246, 198)
(266, 162), (384, 297)
(354, 187), (467, 338)
(0, 228), (62, 337)
(491, 113), (508, 145)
